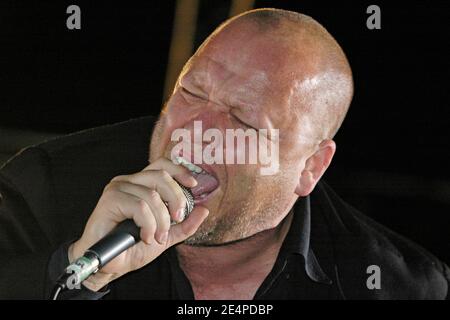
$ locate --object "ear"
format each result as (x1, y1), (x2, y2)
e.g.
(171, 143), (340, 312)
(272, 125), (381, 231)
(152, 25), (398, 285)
(295, 139), (336, 197)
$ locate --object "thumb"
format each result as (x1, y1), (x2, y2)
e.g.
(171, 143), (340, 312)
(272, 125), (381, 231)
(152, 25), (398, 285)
(168, 206), (209, 246)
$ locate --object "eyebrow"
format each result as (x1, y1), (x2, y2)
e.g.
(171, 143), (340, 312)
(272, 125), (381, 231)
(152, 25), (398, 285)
(231, 112), (257, 130)
(183, 62), (262, 114)
(182, 71), (209, 91)
(229, 97), (259, 118)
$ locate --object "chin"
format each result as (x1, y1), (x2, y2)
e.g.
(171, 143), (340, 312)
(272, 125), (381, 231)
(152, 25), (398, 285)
(183, 215), (259, 246)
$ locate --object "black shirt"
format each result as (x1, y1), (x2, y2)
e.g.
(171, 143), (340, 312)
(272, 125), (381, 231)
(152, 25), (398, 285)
(1, 116), (449, 299)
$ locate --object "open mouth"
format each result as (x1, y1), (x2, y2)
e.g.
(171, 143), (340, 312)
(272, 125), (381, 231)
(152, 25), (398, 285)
(191, 169), (219, 204)
(173, 155), (220, 205)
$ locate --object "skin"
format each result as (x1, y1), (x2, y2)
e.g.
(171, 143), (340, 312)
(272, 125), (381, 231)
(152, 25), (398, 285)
(70, 9), (353, 299)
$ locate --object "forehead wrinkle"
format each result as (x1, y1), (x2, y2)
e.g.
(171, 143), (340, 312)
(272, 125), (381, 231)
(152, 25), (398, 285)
(193, 54), (268, 110)
(187, 55), (235, 96)
(190, 70), (209, 89)
(231, 71), (270, 106)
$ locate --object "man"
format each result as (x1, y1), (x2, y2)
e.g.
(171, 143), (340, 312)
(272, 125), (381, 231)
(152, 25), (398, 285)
(0, 8), (448, 299)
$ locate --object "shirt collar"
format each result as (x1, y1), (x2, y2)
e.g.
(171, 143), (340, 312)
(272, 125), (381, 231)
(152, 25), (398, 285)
(281, 196), (333, 285)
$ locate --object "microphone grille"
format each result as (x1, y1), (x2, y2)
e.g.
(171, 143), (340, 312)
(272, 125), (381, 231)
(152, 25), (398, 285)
(178, 184), (195, 220)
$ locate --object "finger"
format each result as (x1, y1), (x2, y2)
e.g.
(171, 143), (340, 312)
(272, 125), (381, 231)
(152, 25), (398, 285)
(144, 158), (198, 188)
(168, 206), (209, 246)
(114, 182), (171, 244)
(122, 206), (209, 271)
(102, 189), (157, 244)
(143, 190), (171, 245)
(116, 170), (189, 223)
(124, 238), (166, 271)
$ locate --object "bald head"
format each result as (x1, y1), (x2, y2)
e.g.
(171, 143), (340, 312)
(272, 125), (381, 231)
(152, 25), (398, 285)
(152, 9), (354, 244)
(197, 8), (354, 140)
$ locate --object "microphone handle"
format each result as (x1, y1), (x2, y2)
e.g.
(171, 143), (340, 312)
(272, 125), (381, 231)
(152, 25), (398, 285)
(88, 219), (140, 267)
(53, 219), (140, 293)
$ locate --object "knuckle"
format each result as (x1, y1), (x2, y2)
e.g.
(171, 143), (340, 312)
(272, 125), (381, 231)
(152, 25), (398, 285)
(175, 191), (186, 208)
(104, 180), (120, 192)
(136, 199), (150, 214)
(148, 189), (161, 202)
(111, 175), (126, 183)
(150, 158), (163, 165)
(158, 169), (171, 181)
(103, 182), (113, 193)
(101, 186), (119, 201)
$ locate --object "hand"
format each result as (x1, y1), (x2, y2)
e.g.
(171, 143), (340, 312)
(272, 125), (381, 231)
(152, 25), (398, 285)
(68, 158), (209, 291)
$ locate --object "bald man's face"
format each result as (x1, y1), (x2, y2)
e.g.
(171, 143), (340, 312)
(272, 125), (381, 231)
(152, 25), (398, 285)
(150, 22), (318, 245)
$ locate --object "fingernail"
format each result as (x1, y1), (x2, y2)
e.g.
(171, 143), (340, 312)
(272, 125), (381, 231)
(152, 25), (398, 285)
(159, 232), (168, 244)
(176, 208), (185, 222)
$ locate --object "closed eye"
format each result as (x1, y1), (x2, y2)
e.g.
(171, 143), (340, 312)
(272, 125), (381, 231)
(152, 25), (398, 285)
(232, 114), (257, 131)
(181, 87), (206, 100)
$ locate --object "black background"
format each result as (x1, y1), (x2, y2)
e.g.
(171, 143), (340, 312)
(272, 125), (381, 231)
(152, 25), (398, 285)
(0, 1), (448, 263)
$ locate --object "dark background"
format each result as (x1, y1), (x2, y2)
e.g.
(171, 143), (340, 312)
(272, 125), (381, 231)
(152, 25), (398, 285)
(0, 1), (448, 263)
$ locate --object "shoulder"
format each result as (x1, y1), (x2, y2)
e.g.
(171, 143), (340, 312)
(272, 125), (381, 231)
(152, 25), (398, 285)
(1, 116), (155, 180)
(312, 181), (449, 299)
(0, 115), (156, 206)
(0, 116), (156, 244)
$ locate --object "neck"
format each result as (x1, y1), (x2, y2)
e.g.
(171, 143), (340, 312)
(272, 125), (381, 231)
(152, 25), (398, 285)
(176, 212), (293, 296)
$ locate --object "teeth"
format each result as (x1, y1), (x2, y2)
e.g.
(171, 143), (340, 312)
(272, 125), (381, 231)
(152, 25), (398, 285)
(175, 156), (204, 174)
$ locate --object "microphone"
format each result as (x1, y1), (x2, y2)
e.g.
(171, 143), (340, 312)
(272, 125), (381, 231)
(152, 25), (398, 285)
(51, 183), (194, 299)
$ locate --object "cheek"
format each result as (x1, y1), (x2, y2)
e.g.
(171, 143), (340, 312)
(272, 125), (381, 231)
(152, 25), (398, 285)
(149, 120), (167, 161)
(165, 96), (193, 130)
(263, 160), (302, 197)
(222, 165), (258, 200)
(278, 140), (307, 175)
(226, 165), (291, 198)
(150, 96), (195, 159)
(150, 117), (184, 162)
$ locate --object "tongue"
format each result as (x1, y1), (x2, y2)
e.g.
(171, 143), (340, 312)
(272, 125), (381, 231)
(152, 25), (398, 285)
(191, 172), (219, 198)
